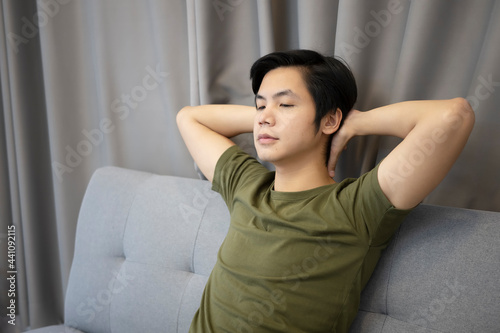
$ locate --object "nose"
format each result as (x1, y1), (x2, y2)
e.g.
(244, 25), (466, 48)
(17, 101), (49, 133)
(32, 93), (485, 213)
(258, 106), (275, 126)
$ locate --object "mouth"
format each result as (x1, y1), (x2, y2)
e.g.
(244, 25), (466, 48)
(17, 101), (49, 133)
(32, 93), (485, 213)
(257, 133), (278, 144)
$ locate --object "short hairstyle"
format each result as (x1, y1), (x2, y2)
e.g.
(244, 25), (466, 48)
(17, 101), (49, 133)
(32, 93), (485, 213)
(250, 49), (357, 164)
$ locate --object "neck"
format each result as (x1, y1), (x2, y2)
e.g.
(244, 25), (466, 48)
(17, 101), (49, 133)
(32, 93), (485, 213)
(273, 161), (335, 192)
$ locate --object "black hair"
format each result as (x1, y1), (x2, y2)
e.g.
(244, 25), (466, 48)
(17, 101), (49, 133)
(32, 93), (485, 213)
(249, 49), (357, 165)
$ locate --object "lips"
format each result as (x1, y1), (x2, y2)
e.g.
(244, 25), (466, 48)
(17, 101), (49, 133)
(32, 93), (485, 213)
(257, 133), (278, 144)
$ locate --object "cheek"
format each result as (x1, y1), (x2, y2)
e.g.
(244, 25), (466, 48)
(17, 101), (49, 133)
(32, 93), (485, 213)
(279, 114), (292, 128)
(287, 117), (314, 137)
(253, 116), (260, 133)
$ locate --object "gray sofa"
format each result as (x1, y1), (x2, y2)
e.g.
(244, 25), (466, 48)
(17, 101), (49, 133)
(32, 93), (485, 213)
(28, 166), (500, 333)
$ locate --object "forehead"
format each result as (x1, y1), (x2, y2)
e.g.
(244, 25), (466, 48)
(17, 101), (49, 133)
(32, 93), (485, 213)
(257, 66), (309, 98)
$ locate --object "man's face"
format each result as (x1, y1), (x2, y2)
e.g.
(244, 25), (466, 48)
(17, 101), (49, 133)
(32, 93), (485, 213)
(254, 66), (326, 168)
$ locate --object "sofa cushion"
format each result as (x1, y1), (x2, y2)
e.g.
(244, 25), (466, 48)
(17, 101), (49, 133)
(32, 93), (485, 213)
(351, 204), (500, 332)
(44, 166), (499, 333)
(64, 167), (229, 332)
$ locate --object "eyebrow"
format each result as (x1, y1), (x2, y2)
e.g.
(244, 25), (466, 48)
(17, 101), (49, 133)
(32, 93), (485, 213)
(255, 89), (300, 102)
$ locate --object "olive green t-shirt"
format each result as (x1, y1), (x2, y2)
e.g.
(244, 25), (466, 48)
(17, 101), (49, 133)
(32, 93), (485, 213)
(189, 145), (412, 333)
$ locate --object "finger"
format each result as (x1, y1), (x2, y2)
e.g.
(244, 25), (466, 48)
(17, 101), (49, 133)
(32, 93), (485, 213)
(328, 128), (351, 178)
(328, 146), (341, 177)
(328, 157), (338, 177)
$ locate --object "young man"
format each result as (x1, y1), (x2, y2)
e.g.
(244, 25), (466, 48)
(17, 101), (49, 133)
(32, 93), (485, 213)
(177, 50), (474, 332)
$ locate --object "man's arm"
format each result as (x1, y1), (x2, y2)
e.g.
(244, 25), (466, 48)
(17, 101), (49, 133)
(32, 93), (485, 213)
(176, 105), (255, 182)
(328, 98), (475, 210)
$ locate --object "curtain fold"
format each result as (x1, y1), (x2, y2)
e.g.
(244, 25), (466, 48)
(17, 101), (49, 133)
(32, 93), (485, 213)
(1, 0), (63, 329)
(1, 0), (499, 330)
(256, 0), (274, 55)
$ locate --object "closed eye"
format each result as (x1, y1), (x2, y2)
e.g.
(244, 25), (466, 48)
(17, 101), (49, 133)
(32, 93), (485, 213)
(280, 104), (294, 108)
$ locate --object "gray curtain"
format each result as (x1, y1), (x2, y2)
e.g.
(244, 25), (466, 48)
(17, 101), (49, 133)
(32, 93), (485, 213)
(1, 0), (498, 330)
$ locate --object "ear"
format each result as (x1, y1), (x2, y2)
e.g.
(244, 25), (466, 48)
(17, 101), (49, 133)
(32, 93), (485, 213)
(321, 108), (342, 135)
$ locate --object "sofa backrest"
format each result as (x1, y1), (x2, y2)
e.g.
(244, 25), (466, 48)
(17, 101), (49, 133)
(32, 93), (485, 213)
(65, 166), (500, 333)
(65, 167), (229, 333)
(351, 204), (500, 332)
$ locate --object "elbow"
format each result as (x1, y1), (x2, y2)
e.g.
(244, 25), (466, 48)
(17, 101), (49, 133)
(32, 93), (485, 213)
(176, 105), (194, 126)
(454, 97), (475, 122)
(443, 97), (475, 133)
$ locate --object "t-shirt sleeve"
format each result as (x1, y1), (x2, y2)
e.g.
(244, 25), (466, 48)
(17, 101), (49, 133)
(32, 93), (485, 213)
(337, 162), (414, 247)
(212, 145), (270, 209)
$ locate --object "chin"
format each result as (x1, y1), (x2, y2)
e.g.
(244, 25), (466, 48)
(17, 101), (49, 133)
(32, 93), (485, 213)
(256, 152), (269, 162)
(256, 150), (274, 163)
(257, 152), (284, 167)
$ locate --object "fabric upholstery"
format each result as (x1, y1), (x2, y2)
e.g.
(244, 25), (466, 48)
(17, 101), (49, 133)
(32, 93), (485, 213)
(353, 205), (500, 332)
(26, 166), (500, 333)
